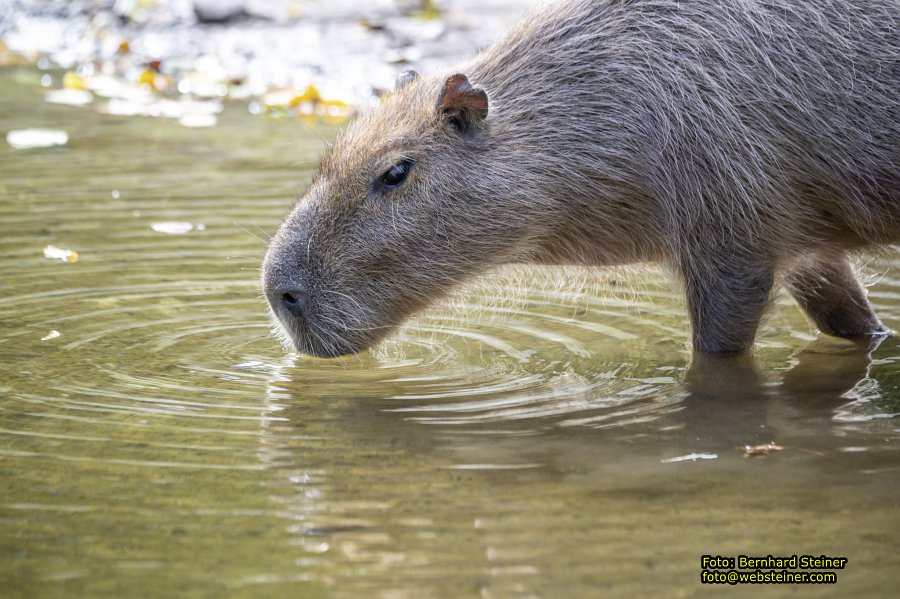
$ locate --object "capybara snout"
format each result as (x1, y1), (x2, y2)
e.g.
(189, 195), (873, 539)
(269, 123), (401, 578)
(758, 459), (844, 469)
(263, 73), (508, 356)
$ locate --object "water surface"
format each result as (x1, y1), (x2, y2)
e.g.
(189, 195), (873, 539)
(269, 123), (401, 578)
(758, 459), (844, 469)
(1, 68), (898, 598)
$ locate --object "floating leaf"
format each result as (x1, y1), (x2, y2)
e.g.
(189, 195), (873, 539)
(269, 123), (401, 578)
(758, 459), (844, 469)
(137, 68), (166, 91)
(151, 222), (194, 234)
(8, 129), (68, 149)
(43, 245), (79, 263)
(739, 442), (784, 457)
(289, 84), (321, 106)
(63, 71), (86, 90)
(660, 452), (718, 463)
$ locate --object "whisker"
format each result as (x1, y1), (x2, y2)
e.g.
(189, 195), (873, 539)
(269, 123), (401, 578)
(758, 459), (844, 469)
(236, 223), (270, 245)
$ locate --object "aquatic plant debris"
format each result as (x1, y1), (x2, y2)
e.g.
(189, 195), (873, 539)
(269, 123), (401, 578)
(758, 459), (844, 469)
(43, 245), (79, 263)
(151, 222), (197, 234)
(7, 129), (68, 149)
(740, 442), (784, 457)
(660, 453), (718, 463)
(40, 330), (61, 341)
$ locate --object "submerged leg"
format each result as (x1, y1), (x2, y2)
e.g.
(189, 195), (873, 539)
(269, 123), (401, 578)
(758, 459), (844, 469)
(680, 253), (775, 353)
(786, 252), (887, 338)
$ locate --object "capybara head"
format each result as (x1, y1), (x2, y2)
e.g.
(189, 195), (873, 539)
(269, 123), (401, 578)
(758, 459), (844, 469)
(263, 73), (530, 357)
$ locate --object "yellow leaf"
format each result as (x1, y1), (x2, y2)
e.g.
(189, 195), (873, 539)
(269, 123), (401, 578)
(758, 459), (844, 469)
(63, 71), (86, 90)
(416, 0), (442, 20)
(138, 69), (157, 90)
(290, 84), (321, 106)
(43, 245), (79, 263)
(318, 99), (353, 122)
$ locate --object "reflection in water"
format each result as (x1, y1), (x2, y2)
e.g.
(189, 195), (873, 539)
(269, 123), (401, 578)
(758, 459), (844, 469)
(681, 337), (887, 452)
(1, 69), (898, 596)
(257, 327), (899, 596)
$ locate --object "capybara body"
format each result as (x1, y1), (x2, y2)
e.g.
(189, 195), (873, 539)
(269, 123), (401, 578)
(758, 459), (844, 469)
(263, 0), (900, 357)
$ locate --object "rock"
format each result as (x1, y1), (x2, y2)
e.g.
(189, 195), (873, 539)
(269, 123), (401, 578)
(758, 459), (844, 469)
(193, 0), (245, 23)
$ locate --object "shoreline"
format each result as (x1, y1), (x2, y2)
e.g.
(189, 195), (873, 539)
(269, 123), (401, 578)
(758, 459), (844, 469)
(1, 0), (537, 128)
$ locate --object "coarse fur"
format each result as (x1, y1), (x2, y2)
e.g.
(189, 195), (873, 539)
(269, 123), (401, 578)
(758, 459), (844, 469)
(263, 0), (900, 357)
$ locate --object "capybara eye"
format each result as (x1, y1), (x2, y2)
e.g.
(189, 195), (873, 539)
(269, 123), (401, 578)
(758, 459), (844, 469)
(381, 160), (413, 189)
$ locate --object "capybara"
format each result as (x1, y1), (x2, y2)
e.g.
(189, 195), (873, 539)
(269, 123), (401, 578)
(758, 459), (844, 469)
(263, 0), (899, 357)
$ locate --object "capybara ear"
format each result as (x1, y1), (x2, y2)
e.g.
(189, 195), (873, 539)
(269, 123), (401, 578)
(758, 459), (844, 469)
(437, 73), (489, 133)
(395, 70), (419, 89)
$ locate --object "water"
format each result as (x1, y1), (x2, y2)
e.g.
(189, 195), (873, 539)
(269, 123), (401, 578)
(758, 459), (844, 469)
(2, 68), (898, 598)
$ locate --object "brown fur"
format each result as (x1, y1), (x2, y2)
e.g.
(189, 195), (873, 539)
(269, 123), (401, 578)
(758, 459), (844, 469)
(263, 0), (899, 357)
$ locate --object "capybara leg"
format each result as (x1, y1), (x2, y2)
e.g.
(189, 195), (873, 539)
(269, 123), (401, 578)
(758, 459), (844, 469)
(786, 252), (888, 339)
(681, 257), (774, 353)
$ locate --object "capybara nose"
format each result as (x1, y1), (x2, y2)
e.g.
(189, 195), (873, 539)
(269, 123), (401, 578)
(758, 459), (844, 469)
(266, 286), (307, 320)
(274, 287), (307, 320)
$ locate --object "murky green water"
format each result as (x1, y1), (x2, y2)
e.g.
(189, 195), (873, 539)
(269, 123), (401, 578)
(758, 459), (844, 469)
(2, 68), (898, 598)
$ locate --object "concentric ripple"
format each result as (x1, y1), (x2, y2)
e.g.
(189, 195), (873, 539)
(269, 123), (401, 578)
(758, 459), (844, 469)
(2, 69), (900, 597)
